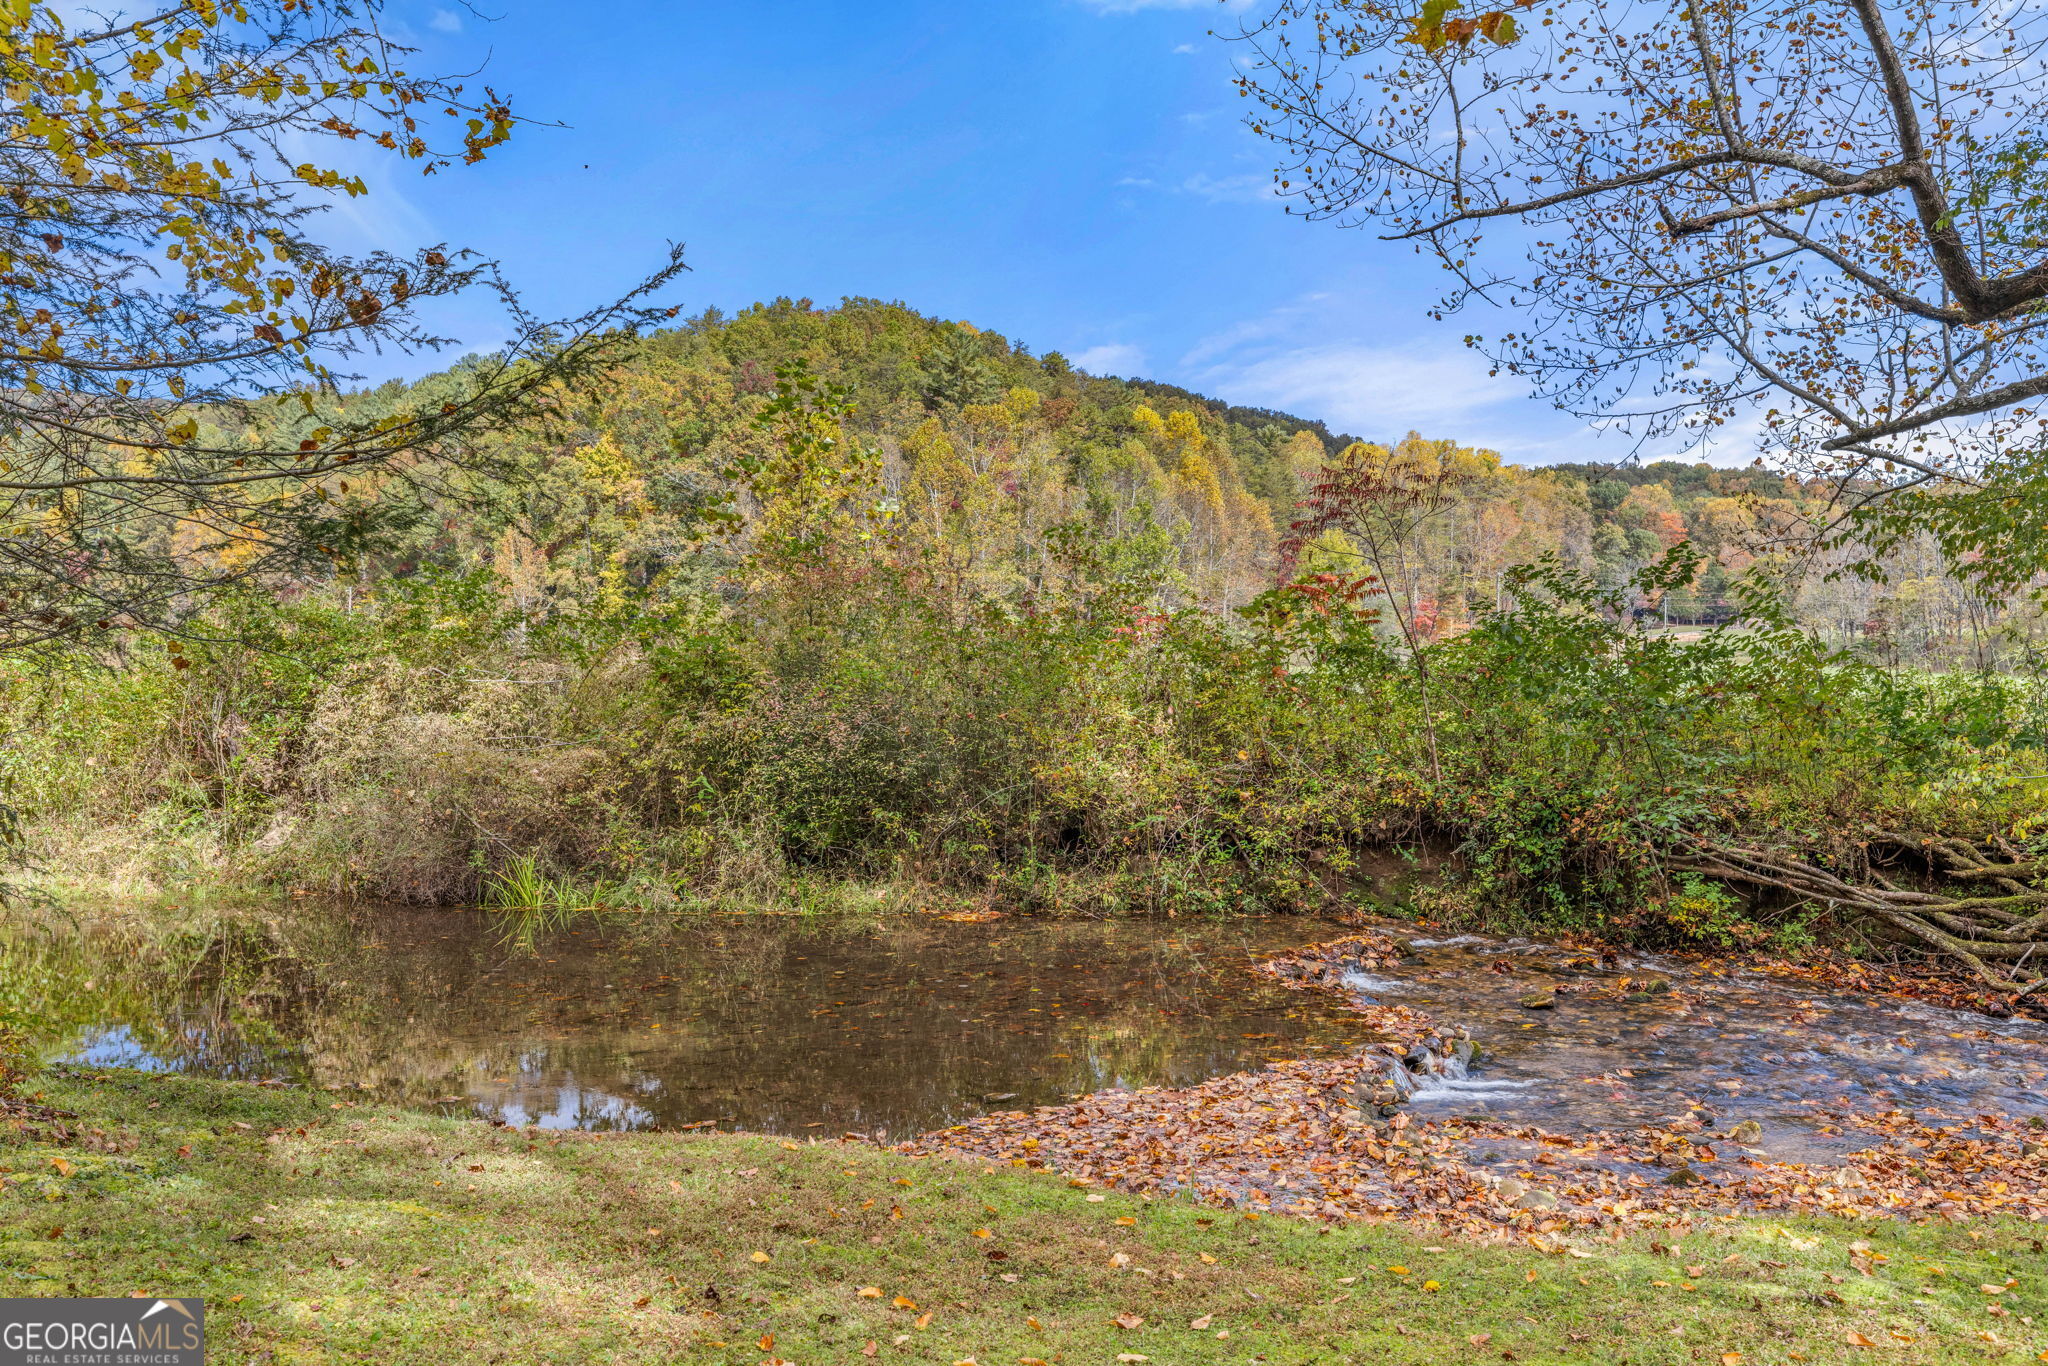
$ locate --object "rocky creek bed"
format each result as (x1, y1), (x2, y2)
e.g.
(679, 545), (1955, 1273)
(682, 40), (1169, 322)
(901, 926), (2048, 1237)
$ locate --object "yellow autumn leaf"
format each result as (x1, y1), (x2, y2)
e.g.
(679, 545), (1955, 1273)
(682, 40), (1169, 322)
(1421, 1280), (1441, 1292)
(857, 1287), (884, 1298)
(749, 1250), (770, 1263)
(1199, 1252), (1218, 1265)
(1845, 1331), (1877, 1347)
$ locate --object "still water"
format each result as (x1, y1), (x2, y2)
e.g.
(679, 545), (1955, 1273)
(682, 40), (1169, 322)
(20, 903), (1375, 1135)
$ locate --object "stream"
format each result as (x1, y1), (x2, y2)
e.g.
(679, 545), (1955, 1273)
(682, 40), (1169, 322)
(1338, 928), (2048, 1163)
(17, 902), (2048, 1155)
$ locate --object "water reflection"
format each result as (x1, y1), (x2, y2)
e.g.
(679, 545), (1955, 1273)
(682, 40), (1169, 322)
(16, 903), (1377, 1135)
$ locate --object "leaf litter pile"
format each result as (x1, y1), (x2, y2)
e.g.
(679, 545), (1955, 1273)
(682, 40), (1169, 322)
(901, 931), (2048, 1239)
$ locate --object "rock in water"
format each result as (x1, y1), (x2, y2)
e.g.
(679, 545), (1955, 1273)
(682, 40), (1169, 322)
(1662, 1165), (1701, 1187)
(1518, 990), (1557, 1010)
(1728, 1119), (1762, 1145)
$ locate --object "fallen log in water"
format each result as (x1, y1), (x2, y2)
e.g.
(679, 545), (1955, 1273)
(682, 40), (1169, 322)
(1673, 832), (2048, 999)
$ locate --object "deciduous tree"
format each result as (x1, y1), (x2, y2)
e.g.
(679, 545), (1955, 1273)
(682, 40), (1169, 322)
(1234, 0), (2048, 579)
(0, 0), (685, 648)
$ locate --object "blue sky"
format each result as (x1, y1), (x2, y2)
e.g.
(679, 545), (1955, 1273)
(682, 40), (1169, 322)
(346, 0), (1639, 465)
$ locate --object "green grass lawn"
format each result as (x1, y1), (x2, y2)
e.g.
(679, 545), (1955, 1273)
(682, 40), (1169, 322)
(1, 1068), (2041, 1365)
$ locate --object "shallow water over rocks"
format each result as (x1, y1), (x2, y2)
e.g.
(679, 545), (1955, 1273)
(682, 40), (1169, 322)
(1331, 927), (2048, 1163)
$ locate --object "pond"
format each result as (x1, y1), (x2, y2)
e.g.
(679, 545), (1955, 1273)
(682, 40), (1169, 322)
(14, 902), (1378, 1137)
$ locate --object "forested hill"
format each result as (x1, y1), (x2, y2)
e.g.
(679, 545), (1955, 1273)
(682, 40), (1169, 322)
(340, 297), (1347, 616)
(324, 297), (1993, 661)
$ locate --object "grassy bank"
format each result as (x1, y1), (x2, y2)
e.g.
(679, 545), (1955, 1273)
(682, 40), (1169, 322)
(3, 1068), (2041, 1364)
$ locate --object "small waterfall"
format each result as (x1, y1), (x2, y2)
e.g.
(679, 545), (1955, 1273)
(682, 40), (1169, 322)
(1352, 1032), (1529, 1112)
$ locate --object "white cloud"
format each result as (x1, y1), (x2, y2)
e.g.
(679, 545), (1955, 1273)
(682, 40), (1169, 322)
(1172, 42), (1198, 53)
(1072, 343), (1149, 376)
(1202, 342), (1523, 438)
(1177, 171), (1276, 203)
(1113, 168), (1278, 205)
(428, 7), (463, 33)
(1178, 294), (1332, 368)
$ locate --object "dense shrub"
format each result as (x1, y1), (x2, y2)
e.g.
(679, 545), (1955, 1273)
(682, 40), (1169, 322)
(6, 544), (2043, 953)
